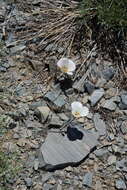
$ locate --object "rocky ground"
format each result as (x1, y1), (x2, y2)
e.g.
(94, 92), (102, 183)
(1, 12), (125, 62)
(0, 1), (127, 190)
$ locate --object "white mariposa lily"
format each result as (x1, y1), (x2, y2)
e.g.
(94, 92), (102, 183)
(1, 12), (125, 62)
(71, 101), (89, 118)
(57, 58), (76, 75)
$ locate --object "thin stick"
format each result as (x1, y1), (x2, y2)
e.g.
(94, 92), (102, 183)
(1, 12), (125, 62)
(74, 44), (97, 80)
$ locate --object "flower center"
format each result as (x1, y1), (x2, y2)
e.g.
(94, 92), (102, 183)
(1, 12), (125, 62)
(61, 66), (69, 73)
(74, 111), (81, 117)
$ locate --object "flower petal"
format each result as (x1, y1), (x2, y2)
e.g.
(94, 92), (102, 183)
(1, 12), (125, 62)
(71, 101), (83, 111)
(57, 58), (69, 68)
(67, 60), (76, 71)
(80, 106), (89, 117)
(71, 101), (89, 118)
(67, 71), (73, 75)
(57, 58), (76, 74)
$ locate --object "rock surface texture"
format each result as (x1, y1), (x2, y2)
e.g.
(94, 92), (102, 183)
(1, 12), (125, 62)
(40, 126), (98, 171)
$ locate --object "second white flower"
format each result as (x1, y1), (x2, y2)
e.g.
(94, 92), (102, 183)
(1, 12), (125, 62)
(71, 101), (89, 118)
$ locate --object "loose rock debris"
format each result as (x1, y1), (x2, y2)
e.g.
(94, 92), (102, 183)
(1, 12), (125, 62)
(0, 1), (127, 190)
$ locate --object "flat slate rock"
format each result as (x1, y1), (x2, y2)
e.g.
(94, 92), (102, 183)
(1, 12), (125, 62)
(40, 126), (98, 171)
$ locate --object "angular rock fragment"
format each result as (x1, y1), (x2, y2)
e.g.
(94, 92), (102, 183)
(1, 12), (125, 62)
(94, 148), (109, 158)
(35, 106), (51, 123)
(102, 67), (115, 80)
(49, 114), (63, 127)
(39, 126), (98, 171)
(84, 81), (96, 94)
(24, 178), (33, 187)
(73, 71), (89, 92)
(121, 94), (127, 105)
(120, 121), (127, 134)
(115, 179), (126, 190)
(107, 155), (116, 165)
(93, 113), (106, 136)
(44, 91), (66, 111)
(89, 88), (105, 106)
(116, 159), (127, 172)
(83, 172), (93, 187)
(57, 113), (69, 121)
(53, 95), (66, 109)
(101, 99), (117, 111)
(119, 94), (127, 109)
(44, 90), (61, 102)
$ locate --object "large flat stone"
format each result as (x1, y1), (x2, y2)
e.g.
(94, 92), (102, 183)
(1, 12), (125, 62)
(39, 126), (98, 171)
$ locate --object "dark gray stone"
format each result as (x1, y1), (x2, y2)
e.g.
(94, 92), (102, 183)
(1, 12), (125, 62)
(121, 94), (127, 105)
(119, 103), (127, 110)
(45, 92), (66, 111)
(49, 114), (63, 127)
(65, 88), (74, 95)
(18, 108), (28, 117)
(84, 81), (96, 94)
(83, 172), (93, 187)
(2, 62), (10, 69)
(73, 71), (89, 92)
(93, 113), (106, 136)
(44, 90), (61, 103)
(94, 148), (109, 157)
(89, 88), (105, 106)
(24, 178), (33, 187)
(120, 121), (127, 134)
(119, 93), (127, 109)
(15, 86), (27, 96)
(29, 101), (46, 110)
(115, 179), (126, 190)
(111, 96), (121, 103)
(116, 159), (127, 172)
(7, 111), (21, 120)
(42, 173), (52, 184)
(0, 66), (7, 72)
(53, 95), (66, 109)
(101, 99), (117, 111)
(57, 113), (69, 121)
(102, 67), (115, 80)
(96, 78), (107, 88)
(40, 126), (98, 171)
(8, 120), (17, 129)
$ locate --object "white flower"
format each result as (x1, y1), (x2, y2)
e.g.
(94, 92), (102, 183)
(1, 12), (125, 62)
(71, 101), (89, 118)
(57, 58), (76, 75)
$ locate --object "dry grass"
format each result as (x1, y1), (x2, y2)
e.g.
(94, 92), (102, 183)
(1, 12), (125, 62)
(13, 0), (84, 56)
(7, 0), (126, 83)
